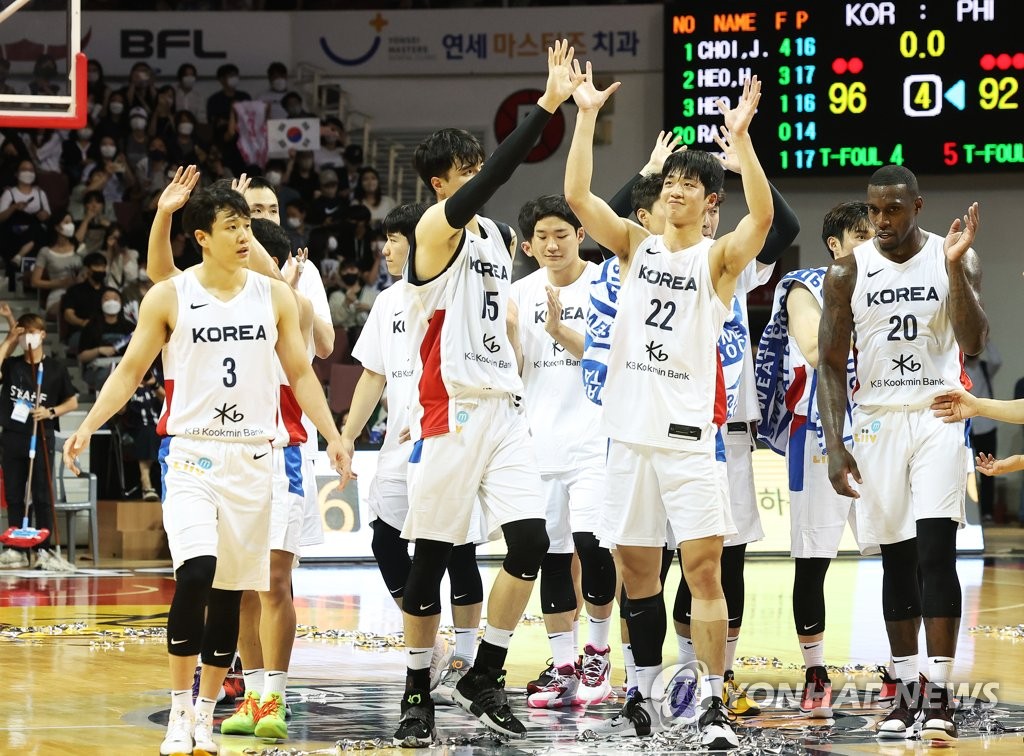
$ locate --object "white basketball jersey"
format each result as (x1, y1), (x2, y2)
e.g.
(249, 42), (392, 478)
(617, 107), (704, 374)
(293, 261), (331, 460)
(351, 281), (416, 481)
(602, 236), (730, 452)
(158, 269), (278, 442)
(406, 216), (523, 440)
(850, 232), (970, 409)
(729, 262), (774, 422)
(512, 263), (604, 474)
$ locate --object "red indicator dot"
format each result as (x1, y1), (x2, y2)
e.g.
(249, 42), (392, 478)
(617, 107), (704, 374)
(1013, 53), (1024, 70)
(996, 53), (1012, 70)
(980, 54), (996, 70)
(848, 57), (863, 75)
(832, 58), (848, 74)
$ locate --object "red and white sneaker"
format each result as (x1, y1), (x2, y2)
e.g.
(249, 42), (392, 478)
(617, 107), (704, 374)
(527, 663), (579, 708)
(878, 667), (898, 705)
(576, 644), (613, 704)
(800, 665), (833, 718)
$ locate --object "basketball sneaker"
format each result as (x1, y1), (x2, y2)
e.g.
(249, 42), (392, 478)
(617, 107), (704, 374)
(431, 654), (472, 705)
(724, 670), (760, 717)
(527, 663), (579, 708)
(220, 690), (260, 735)
(191, 666), (226, 704)
(35, 548), (75, 572)
(577, 644), (613, 704)
(429, 636), (454, 692)
(698, 696), (739, 750)
(920, 681), (958, 743)
(453, 667), (526, 738)
(665, 667), (700, 725)
(393, 689), (436, 748)
(193, 710), (218, 755)
(878, 667), (898, 705)
(526, 658), (556, 695)
(876, 680), (921, 739)
(222, 656), (245, 702)
(585, 687), (652, 737)
(254, 692), (288, 739)
(159, 708), (194, 756)
(800, 666), (833, 718)
(0, 549), (29, 568)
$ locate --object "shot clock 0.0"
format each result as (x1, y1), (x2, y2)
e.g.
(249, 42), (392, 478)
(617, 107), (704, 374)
(663, 1), (1024, 175)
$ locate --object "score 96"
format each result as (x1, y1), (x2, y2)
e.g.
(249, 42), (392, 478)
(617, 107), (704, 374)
(829, 82), (867, 114)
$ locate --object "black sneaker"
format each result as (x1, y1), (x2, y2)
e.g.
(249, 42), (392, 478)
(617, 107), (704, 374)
(393, 689), (436, 748)
(587, 687), (652, 737)
(526, 659), (555, 695)
(699, 695), (739, 750)
(920, 682), (958, 743)
(453, 667), (526, 738)
(876, 681), (921, 739)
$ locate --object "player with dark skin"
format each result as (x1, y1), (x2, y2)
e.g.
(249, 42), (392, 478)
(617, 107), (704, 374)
(817, 170), (986, 738)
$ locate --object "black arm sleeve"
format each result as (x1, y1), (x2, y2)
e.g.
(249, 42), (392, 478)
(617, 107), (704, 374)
(757, 182), (801, 265)
(595, 173), (643, 260)
(443, 105), (553, 230)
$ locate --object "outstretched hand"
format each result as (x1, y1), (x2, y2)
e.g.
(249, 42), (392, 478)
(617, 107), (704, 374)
(712, 126), (741, 174)
(570, 59), (621, 113)
(975, 453), (1015, 477)
(644, 130), (684, 175)
(231, 173), (252, 196)
(718, 75), (761, 138)
(541, 39), (585, 109)
(944, 202), (980, 262)
(157, 165), (200, 214)
(930, 389), (978, 423)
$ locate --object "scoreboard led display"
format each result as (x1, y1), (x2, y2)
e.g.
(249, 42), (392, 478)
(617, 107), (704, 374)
(663, 1), (1024, 175)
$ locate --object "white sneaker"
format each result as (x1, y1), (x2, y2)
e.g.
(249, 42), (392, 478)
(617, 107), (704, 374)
(429, 637), (454, 691)
(577, 644), (613, 704)
(431, 655), (472, 705)
(0, 549), (29, 568)
(159, 708), (194, 755)
(192, 711), (218, 755)
(698, 696), (739, 750)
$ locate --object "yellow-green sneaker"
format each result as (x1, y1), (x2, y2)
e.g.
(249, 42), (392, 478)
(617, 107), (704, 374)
(724, 670), (761, 717)
(221, 690), (260, 735)
(254, 692), (288, 739)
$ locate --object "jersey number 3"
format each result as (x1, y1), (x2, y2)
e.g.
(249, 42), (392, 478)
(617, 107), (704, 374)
(223, 357), (237, 388)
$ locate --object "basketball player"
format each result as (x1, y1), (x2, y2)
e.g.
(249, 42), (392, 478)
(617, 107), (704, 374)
(337, 41), (581, 746)
(509, 195), (616, 708)
(341, 202), (486, 705)
(818, 165), (986, 743)
(755, 201), (878, 717)
(565, 67), (772, 750)
(148, 170), (318, 741)
(64, 182), (344, 756)
(670, 128), (799, 720)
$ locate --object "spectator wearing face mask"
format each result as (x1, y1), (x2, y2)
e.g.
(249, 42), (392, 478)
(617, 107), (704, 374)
(77, 287), (134, 394)
(60, 125), (97, 187)
(206, 63), (250, 132)
(308, 168), (348, 225)
(174, 63), (207, 125)
(74, 190), (112, 253)
(86, 59), (111, 111)
(287, 150), (319, 199)
(30, 214), (84, 320)
(0, 160), (51, 292)
(138, 136), (172, 198)
(62, 252), (109, 352)
(148, 85), (178, 146)
(327, 257), (375, 345)
(314, 116), (347, 169)
(262, 158), (299, 210)
(124, 106), (152, 170)
(82, 137), (136, 204)
(0, 307), (79, 565)
(119, 62), (158, 115)
(97, 92), (129, 143)
(102, 224), (140, 291)
(284, 199), (310, 251)
(169, 110), (207, 167)
(258, 61), (290, 120)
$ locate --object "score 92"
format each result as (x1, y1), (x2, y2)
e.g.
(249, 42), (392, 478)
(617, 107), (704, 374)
(979, 77), (1019, 110)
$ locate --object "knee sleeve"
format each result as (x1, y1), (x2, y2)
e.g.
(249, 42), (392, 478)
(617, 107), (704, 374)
(660, 547), (674, 586)
(200, 588), (243, 667)
(624, 593), (666, 667)
(371, 519), (411, 599)
(673, 563), (693, 625)
(917, 518), (961, 618)
(540, 551), (576, 614)
(404, 538), (452, 617)
(501, 518), (548, 581)
(720, 544), (746, 629)
(573, 531), (616, 606)
(447, 543), (483, 605)
(167, 555), (216, 657)
(792, 557), (830, 635)
(881, 538), (922, 622)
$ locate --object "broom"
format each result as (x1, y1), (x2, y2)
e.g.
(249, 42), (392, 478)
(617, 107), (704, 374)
(36, 424), (75, 572)
(0, 361), (51, 551)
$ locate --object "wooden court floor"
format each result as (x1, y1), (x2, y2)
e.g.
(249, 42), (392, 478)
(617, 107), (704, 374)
(2, 555), (1023, 754)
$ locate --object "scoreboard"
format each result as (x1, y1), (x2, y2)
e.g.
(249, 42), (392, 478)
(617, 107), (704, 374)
(663, 1), (1024, 175)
